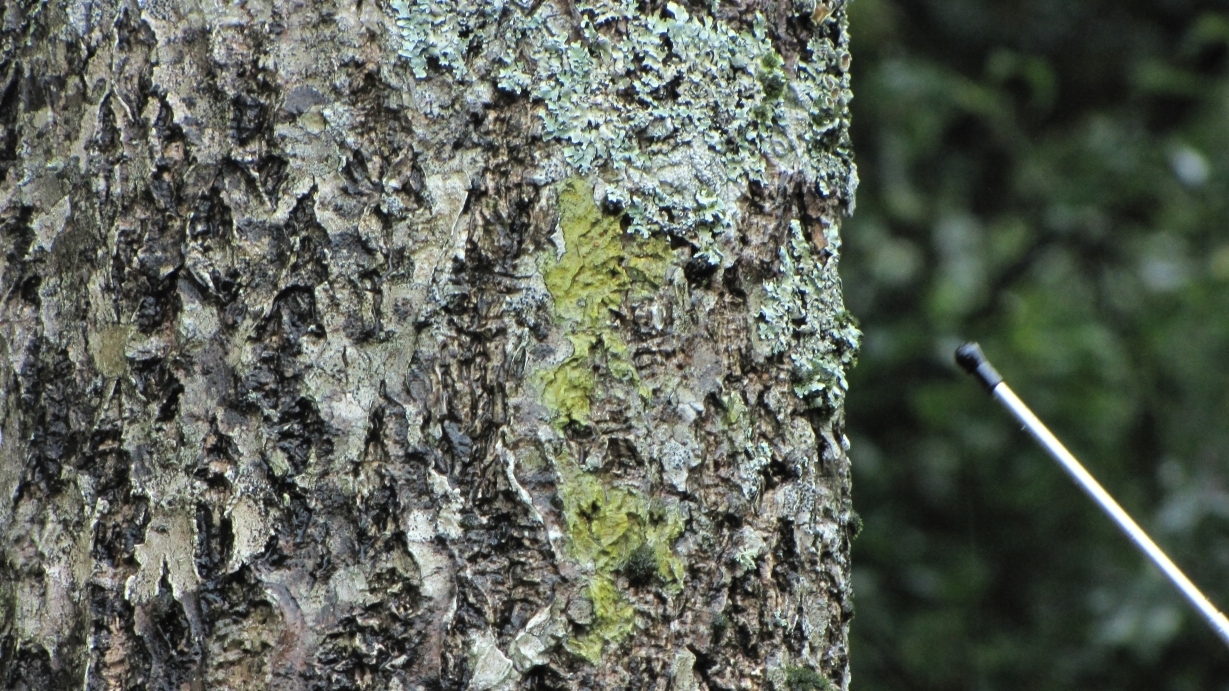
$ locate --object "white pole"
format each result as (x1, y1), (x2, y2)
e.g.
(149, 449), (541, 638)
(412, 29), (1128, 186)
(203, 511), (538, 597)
(957, 342), (1229, 649)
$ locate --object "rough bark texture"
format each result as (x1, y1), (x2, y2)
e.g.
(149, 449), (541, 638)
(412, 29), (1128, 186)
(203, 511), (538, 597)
(0, 1), (859, 690)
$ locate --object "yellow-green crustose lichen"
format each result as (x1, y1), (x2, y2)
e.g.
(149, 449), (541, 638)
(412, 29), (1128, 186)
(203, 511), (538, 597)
(534, 179), (680, 660)
(538, 178), (669, 425)
(556, 454), (685, 661)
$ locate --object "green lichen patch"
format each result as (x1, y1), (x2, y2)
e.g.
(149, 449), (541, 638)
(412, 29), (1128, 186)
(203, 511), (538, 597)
(545, 178), (671, 327)
(567, 575), (636, 662)
(540, 334), (598, 425)
(533, 178), (687, 662)
(557, 457), (686, 661)
(547, 181), (633, 318)
(558, 466), (685, 582)
(537, 178), (671, 425)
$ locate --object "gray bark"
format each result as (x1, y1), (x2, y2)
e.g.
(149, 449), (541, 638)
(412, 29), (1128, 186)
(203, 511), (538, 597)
(0, 0), (859, 689)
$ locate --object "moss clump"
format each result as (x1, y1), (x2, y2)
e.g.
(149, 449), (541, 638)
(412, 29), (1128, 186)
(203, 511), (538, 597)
(785, 667), (834, 691)
(759, 52), (788, 101)
(847, 510), (864, 540)
(621, 543), (659, 585)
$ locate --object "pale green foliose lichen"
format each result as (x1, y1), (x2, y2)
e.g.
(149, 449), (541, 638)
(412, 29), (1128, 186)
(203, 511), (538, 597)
(389, 0), (506, 79)
(760, 220), (861, 411)
(388, 0), (857, 244)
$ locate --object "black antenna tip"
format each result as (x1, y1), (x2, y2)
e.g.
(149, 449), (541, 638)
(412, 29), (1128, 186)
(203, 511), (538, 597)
(955, 342), (1004, 393)
(955, 342), (988, 373)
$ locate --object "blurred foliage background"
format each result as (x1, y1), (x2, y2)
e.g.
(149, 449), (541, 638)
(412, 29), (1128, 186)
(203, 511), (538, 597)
(843, 0), (1229, 689)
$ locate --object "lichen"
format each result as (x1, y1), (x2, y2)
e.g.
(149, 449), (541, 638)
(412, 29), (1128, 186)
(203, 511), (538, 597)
(556, 456), (686, 661)
(388, 0), (857, 241)
(386, 0), (860, 668)
(757, 51), (789, 104)
(539, 334), (598, 425)
(388, 0), (502, 79)
(543, 180), (635, 325)
(715, 389), (776, 500)
(759, 220), (861, 412)
(389, 0), (860, 409)
(557, 462), (685, 583)
(532, 179), (686, 661)
(567, 575), (635, 663)
(536, 178), (670, 425)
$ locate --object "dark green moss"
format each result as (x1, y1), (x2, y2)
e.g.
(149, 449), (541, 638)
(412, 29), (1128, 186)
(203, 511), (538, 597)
(758, 52), (787, 101)
(785, 666), (833, 691)
(622, 543), (658, 586)
(760, 70), (787, 101)
(847, 510), (863, 540)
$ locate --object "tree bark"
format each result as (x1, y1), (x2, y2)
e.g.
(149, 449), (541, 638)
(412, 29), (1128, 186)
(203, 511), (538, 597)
(0, 0), (859, 689)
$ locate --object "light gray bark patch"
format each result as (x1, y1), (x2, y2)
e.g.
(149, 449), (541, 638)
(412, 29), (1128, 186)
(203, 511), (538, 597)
(283, 86), (328, 116)
(126, 507), (200, 604)
(467, 630), (517, 690)
(670, 648), (698, 691)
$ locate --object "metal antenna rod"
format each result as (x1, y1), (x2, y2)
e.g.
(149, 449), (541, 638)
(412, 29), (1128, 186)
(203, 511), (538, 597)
(956, 342), (1229, 649)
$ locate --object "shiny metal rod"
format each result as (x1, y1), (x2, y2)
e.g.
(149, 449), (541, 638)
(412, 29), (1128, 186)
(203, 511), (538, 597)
(956, 342), (1229, 649)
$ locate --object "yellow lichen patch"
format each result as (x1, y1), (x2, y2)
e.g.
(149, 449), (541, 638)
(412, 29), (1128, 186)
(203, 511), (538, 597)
(556, 454), (686, 661)
(567, 575), (636, 663)
(545, 180), (631, 325)
(540, 335), (598, 424)
(538, 178), (686, 662)
(538, 178), (672, 426)
(560, 467), (685, 579)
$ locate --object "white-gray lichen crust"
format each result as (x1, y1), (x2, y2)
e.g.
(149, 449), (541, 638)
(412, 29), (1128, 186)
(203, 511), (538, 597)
(387, 0), (857, 226)
(760, 220), (861, 410)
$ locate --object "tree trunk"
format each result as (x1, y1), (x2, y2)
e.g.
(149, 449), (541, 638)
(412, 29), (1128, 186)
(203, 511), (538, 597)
(0, 0), (859, 689)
